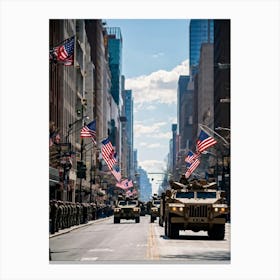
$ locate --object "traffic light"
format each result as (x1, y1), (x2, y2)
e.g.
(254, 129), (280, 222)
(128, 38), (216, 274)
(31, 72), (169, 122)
(77, 161), (87, 179)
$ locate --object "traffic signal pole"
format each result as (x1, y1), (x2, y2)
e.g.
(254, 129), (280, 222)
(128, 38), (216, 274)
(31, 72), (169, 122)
(79, 106), (84, 203)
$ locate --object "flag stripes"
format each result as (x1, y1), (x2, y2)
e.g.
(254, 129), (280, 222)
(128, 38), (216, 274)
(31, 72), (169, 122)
(80, 120), (96, 144)
(101, 138), (117, 170)
(185, 159), (200, 178)
(196, 130), (217, 153)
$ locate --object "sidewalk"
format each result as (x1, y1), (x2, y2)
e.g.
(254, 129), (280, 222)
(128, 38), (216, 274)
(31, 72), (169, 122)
(49, 216), (112, 238)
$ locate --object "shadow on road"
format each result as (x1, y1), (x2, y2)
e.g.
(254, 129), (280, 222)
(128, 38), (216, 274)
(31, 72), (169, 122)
(160, 234), (224, 241)
(161, 250), (230, 261)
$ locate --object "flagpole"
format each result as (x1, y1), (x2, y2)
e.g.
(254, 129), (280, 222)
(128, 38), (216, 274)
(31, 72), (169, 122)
(50, 35), (75, 50)
(198, 123), (230, 147)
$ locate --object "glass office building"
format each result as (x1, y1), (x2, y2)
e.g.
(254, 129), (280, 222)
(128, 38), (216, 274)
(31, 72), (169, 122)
(107, 27), (122, 105)
(189, 19), (214, 76)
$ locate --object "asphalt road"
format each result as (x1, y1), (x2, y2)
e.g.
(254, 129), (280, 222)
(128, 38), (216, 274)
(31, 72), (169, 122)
(49, 215), (230, 263)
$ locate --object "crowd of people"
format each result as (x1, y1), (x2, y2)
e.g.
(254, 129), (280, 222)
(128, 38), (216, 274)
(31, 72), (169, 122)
(49, 200), (113, 234)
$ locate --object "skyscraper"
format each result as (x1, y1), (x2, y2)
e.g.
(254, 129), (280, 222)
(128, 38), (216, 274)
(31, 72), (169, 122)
(189, 19), (214, 77)
(124, 90), (134, 178)
(107, 27), (122, 105)
(177, 75), (192, 150)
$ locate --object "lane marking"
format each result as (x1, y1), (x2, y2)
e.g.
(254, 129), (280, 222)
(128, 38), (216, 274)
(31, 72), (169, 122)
(89, 248), (114, 252)
(80, 257), (98, 261)
(146, 223), (160, 260)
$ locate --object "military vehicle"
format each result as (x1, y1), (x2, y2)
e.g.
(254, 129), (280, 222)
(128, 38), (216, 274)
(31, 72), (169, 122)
(159, 179), (229, 239)
(150, 194), (161, 223)
(113, 198), (140, 223)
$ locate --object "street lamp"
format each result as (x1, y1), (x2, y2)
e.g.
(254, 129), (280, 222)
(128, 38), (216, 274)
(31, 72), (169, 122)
(215, 127), (230, 132)
(66, 115), (89, 143)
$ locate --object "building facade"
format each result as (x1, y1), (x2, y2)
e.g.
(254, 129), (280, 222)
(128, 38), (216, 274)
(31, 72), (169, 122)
(177, 75), (193, 151)
(214, 19), (231, 204)
(124, 89), (134, 179)
(49, 19), (128, 206)
(189, 19), (214, 77)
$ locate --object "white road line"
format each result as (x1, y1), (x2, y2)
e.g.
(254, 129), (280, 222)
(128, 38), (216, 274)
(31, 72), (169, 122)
(80, 257), (98, 261)
(137, 244), (148, 247)
(88, 248), (114, 252)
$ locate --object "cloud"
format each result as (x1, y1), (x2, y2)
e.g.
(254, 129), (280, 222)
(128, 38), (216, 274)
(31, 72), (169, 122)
(139, 160), (166, 173)
(138, 142), (161, 148)
(126, 59), (189, 106)
(146, 105), (156, 111)
(146, 143), (162, 148)
(152, 52), (164, 58)
(149, 132), (171, 139)
(134, 122), (167, 137)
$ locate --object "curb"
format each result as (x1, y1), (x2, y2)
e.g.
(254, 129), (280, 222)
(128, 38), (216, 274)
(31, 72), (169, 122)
(49, 216), (112, 238)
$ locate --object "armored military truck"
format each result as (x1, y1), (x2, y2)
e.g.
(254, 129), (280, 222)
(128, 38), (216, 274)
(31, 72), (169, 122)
(113, 198), (140, 223)
(150, 195), (161, 223)
(159, 179), (229, 240)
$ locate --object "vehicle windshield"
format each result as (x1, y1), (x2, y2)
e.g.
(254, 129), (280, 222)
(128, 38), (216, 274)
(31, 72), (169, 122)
(175, 192), (194, 199)
(127, 200), (137, 206)
(197, 192), (216, 199)
(118, 201), (126, 206)
(153, 200), (160, 205)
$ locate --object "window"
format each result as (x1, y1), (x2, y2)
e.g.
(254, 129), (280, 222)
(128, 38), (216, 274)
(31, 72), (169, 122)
(197, 192), (216, 199)
(118, 201), (126, 206)
(176, 192), (194, 199)
(127, 200), (137, 206)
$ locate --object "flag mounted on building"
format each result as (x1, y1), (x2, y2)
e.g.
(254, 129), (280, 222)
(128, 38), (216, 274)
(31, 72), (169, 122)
(101, 138), (117, 170)
(80, 120), (96, 144)
(116, 179), (128, 189)
(185, 150), (199, 165)
(49, 36), (75, 66)
(196, 130), (217, 154)
(111, 164), (121, 182)
(185, 158), (200, 179)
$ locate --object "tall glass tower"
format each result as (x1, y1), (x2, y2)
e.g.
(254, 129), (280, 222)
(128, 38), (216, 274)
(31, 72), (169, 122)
(124, 90), (134, 178)
(107, 27), (122, 105)
(189, 19), (214, 76)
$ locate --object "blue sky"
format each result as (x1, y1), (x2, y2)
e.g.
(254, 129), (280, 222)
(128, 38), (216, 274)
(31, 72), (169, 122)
(106, 19), (189, 78)
(106, 19), (190, 192)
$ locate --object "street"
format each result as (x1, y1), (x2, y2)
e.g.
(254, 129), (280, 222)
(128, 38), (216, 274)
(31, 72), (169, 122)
(49, 215), (230, 263)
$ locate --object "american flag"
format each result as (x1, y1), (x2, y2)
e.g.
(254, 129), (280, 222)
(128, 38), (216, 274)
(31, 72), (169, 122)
(185, 158), (200, 179)
(127, 180), (133, 188)
(101, 138), (117, 170)
(126, 189), (137, 197)
(50, 36), (74, 66)
(116, 179), (128, 189)
(111, 165), (121, 182)
(196, 130), (217, 153)
(185, 150), (199, 164)
(122, 180), (134, 190)
(80, 120), (96, 144)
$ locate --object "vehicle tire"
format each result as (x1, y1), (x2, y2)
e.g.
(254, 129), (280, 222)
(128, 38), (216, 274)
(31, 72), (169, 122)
(164, 217), (168, 236)
(208, 224), (225, 240)
(167, 216), (179, 239)
(150, 216), (154, 223)
(114, 217), (120, 224)
(159, 217), (163, 227)
(135, 217), (140, 223)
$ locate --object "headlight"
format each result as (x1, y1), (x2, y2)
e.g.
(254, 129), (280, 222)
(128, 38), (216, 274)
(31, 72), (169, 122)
(133, 208), (139, 212)
(114, 208), (120, 212)
(214, 207), (226, 213)
(171, 206), (184, 211)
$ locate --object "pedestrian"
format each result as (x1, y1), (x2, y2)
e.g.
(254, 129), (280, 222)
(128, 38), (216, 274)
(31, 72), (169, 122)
(50, 200), (58, 234)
